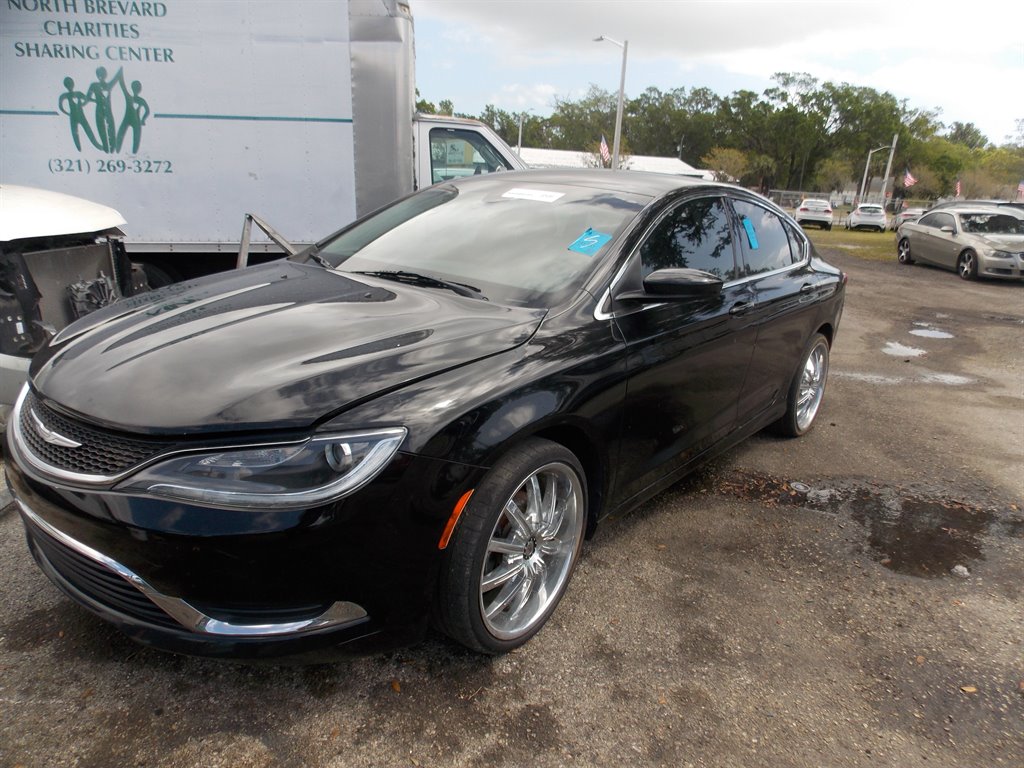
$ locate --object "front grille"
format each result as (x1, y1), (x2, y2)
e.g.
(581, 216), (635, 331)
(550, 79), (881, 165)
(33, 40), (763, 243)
(19, 390), (179, 477)
(26, 517), (182, 631)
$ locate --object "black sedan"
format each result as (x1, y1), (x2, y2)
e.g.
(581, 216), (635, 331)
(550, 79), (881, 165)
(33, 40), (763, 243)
(5, 170), (845, 657)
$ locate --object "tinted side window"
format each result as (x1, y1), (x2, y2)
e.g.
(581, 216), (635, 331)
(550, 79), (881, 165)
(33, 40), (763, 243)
(785, 222), (806, 262)
(918, 212), (955, 230)
(639, 197), (738, 281)
(732, 200), (795, 276)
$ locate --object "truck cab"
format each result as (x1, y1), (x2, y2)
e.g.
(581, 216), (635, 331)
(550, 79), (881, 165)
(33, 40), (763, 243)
(414, 115), (526, 186)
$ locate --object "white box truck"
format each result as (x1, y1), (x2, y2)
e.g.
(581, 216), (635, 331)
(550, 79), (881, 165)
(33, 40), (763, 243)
(0, 0), (525, 409)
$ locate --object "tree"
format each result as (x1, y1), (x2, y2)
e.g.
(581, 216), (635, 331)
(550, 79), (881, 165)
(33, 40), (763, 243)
(946, 122), (988, 150)
(814, 157), (854, 194)
(701, 147), (747, 182)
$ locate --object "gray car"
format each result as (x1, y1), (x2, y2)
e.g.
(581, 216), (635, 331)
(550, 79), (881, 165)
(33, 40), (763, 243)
(896, 206), (1024, 280)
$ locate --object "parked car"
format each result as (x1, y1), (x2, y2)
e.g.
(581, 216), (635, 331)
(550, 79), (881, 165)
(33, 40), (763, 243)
(846, 204), (887, 232)
(5, 170), (846, 657)
(794, 199), (833, 230)
(0, 185), (151, 424)
(896, 206), (1024, 280)
(890, 207), (927, 230)
(929, 199), (1024, 213)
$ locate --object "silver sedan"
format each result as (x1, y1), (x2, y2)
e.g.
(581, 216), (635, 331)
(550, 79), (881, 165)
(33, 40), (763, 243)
(896, 206), (1024, 280)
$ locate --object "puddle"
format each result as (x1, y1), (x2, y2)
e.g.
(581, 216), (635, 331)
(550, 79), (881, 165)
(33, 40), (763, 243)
(909, 328), (954, 339)
(919, 372), (972, 386)
(710, 470), (1020, 578)
(832, 370), (973, 386)
(882, 341), (926, 357)
(983, 314), (1024, 325)
(848, 494), (993, 577)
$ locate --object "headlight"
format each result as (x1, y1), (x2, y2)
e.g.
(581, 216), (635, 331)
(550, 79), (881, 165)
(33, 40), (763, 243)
(116, 428), (406, 509)
(990, 250), (1014, 259)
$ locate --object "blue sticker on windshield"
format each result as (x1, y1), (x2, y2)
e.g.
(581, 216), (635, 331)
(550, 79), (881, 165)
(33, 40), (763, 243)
(742, 217), (759, 250)
(568, 228), (612, 256)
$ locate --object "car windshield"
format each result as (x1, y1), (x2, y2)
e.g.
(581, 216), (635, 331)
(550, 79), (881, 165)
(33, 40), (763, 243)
(803, 200), (829, 209)
(307, 179), (650, 308)
(859, 206), (883, 213)
(959, 213), (1024, 235)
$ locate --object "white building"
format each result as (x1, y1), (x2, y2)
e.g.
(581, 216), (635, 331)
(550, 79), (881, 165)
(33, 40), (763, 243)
(518, 147), (714, 181)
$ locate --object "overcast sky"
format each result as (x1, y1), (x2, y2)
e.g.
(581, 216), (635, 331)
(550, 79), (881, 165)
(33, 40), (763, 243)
(413, 0), (1023, 150)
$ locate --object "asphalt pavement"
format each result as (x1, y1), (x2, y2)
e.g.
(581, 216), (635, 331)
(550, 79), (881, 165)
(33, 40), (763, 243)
(0, 243), (1021, 768)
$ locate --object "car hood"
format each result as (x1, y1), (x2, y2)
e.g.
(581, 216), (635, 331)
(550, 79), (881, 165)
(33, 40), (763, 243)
(29, 262), (546, 433)
(977, 234), (1024, 249)
(0, 184), (126, 241)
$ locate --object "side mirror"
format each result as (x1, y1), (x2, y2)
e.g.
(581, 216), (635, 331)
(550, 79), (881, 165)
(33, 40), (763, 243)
(940, 225), (956, 234)
(616, 268), (724, 302)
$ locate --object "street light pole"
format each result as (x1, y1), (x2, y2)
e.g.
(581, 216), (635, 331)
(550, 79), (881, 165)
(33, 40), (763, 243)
(878, 133), (899, 208)
(595, 35), (628, 171)
(859, 145), (889, 204)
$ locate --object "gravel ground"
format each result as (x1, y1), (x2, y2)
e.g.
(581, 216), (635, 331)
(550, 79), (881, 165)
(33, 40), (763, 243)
(1, 244), (1021, 768)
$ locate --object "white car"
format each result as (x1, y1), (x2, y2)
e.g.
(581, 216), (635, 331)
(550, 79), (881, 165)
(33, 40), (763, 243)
(795, 199), (833, 230)
(846, 204), (888, 232)
(0, 185), (150, 421)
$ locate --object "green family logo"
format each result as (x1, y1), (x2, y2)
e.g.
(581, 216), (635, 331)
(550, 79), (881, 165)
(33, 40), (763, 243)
(58, 66), (149, 153)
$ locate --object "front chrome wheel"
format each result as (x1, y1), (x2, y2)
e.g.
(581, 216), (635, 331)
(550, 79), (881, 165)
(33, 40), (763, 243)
(958, 250), (977, 280)
(479, 462), (584, 641)
(897, 238), (913, 264)
(436, 438), (587, 653)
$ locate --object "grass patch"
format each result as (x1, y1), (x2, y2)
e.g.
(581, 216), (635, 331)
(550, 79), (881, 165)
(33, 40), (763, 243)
(803, 226), (897, 262)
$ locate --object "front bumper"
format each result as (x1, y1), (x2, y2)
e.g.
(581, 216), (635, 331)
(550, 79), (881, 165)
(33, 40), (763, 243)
(978, 252), (1024, 280)
(5, 438), (481, 657)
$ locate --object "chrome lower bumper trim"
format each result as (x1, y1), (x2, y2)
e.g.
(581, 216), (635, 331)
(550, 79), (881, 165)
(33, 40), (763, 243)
(17, 499), (367, 638)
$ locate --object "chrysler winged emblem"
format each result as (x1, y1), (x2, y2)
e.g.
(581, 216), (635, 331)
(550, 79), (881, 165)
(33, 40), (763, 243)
(30, 410), (82, 448)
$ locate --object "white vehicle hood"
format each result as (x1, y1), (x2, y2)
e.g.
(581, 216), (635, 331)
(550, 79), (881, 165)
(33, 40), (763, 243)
(0, 184), (126, 241)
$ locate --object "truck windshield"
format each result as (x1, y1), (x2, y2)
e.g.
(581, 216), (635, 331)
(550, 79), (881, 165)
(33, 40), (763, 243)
(310, 178), (649, 308)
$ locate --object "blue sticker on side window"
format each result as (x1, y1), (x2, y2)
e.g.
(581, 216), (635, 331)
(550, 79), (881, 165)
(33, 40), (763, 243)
(742, 217), (759, 249)
(568, 228), (612, 256)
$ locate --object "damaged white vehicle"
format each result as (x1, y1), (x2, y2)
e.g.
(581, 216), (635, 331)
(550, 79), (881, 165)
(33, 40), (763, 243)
(0, 185), (151, 421)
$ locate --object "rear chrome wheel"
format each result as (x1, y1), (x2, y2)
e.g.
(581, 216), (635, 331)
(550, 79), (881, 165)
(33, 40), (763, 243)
(897, 238), (914, 264)
(437, 439), (586, 653)
(772, 333), (830, 437)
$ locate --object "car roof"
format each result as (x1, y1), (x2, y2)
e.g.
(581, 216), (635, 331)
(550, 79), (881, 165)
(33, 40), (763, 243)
(943, 206), (1024, 217)
(454, 168), (737, 199)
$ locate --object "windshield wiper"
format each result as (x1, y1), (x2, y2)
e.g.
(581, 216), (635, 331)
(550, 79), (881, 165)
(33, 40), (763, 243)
(351, 270), (486, 300)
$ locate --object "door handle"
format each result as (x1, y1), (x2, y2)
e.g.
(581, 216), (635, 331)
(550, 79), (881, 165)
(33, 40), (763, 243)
(729, 301), (753, 316)
(800, 283), (817, 294)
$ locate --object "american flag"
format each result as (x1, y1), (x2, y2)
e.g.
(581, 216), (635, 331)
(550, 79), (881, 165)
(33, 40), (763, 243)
(955, 178), (962, 197)
(903, 169), (918, 187)
(599, 135), (611, 165)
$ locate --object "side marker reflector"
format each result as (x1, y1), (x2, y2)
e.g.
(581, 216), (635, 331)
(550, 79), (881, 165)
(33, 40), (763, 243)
(438, 489), (474, 550)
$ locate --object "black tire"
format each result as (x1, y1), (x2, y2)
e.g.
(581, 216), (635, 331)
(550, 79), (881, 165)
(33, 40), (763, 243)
(826, 223), (832, 231)
(957, 250), (978, 280)
(897, 238), (914, 264)
(771, 333), (830, 438)
(436, 438), (587, 654)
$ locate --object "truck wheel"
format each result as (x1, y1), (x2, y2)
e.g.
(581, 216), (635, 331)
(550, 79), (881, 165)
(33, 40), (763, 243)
(436, 438), (586, 654)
